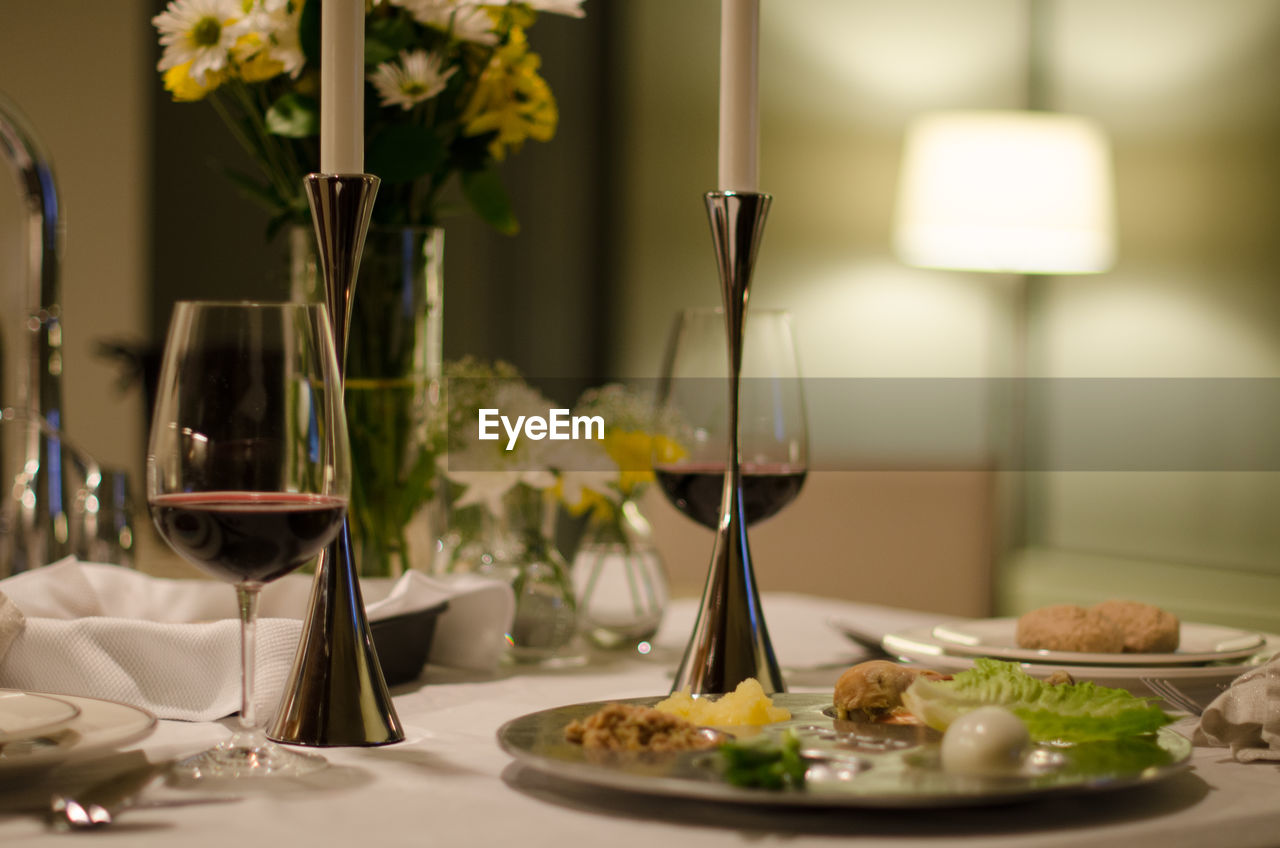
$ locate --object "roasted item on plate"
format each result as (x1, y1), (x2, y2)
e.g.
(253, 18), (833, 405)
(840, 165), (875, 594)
(1015, 604), (1125, 653)
(1093, 600), (1180, 653)
(564, 703), (719, 752)
(1015, 601), (1180, 653)
(832, 660), (948, 721)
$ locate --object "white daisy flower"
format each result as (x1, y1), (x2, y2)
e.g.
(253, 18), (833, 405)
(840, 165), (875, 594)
(152, 0), (245, 84)
(522, 0), (585, 18)
(391, 0), (498, 45)
(369, 49), (457, 110)
(444, 449), (557, 514)
(241, 0), (306, 78)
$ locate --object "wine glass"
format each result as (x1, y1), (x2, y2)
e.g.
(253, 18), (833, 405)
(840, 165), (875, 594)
(147, 301), (350, 781)
(653, 307), (807, 528)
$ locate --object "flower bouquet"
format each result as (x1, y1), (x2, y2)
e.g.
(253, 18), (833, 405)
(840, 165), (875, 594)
(152, 0), (585, 577)
(153, 0), (583, 234)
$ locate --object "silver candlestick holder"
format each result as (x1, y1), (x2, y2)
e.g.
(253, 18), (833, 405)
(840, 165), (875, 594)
(268, 173), (405, 746)
(670, 190), (786, 695)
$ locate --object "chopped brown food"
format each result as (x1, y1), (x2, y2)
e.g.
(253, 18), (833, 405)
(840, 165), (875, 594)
(1015, 604), (1125, 653)
(564, 703), (719, 752)
(1093, 600), (1180, 653)
(1045, 670), (1076, 686)
(832, 660), (948, 721)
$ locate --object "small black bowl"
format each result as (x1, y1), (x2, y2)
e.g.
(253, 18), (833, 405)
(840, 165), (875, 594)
(370, 601), (448, 686)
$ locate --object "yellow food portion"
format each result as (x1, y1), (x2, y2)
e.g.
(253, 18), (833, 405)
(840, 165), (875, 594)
(653, 678), (791, 726)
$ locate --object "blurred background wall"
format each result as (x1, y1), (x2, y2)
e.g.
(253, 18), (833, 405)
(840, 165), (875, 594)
(3, 1), (1278, 624)
(0, 1), (151, 491)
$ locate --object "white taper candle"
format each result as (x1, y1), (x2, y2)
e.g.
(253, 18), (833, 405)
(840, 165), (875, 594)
(319, 0), (365, 174)
(718, 0), (759, 192)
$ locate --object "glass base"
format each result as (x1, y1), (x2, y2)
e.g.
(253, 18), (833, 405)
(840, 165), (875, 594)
(503, 643), (589, 669)
(171, 730), (327, 783)
(581, 622), (661, 651)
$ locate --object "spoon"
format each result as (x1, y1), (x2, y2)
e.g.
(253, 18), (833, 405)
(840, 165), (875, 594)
(47, 761), (239, 830)
(50, 795), (113, 829)
(50, 788), (242, 830)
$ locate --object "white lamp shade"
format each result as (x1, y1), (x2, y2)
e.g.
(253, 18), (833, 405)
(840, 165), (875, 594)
(893, 110), (1116, 274)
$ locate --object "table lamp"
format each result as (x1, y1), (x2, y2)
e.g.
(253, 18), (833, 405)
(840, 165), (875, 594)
(893, 109), (1116, 275)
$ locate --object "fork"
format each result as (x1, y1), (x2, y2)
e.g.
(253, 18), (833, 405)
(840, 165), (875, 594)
(1141, 677), (1206, 716)
(826, 618), (896, 661)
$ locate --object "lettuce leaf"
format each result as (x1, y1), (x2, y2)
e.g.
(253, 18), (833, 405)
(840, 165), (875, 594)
(901, 658), (1171, 743)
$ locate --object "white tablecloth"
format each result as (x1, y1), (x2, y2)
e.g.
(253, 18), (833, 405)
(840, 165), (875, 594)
(2, 593), (1278, 848)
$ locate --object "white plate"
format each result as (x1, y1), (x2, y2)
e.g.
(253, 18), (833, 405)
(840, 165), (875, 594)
(0, 693), (156, 775)
(930, 618), (1264, 666)
(0, 690), (80, 744)
(883, 625), (1277, 688)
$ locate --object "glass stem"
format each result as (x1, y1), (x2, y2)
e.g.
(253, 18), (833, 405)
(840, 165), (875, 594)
(236, 582), (264, 740)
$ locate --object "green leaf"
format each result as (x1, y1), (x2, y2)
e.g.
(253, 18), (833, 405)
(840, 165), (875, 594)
(1015, 707), (1173, 744)
(366, 124), (447, 183)
(461, 166), (519, 235)
(1059, 736), (1175, 777)
(901, 658), (1172, 743)
(299, 0), (320, 67)
(364, 38), (399, 67)
(396, 450), (438, 525)
(219, 167), (284, 212)
(366, 12), (418, 65)
(265, 92), (319, 138)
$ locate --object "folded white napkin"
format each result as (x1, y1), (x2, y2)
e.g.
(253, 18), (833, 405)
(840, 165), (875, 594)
(0, 590), (23, 663)
(0, 559), (514, 722)
(1193, 655), (1280, 762)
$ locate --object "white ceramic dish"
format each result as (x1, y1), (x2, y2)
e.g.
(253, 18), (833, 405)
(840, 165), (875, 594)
(0, 692), (156, 775)
(930, 618), (1264, 666)
(0, 690), (80, 745)
(882, 625), (1277, 688)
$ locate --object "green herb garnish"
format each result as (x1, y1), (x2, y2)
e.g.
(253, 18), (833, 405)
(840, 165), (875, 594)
(718, 730), (807, 790)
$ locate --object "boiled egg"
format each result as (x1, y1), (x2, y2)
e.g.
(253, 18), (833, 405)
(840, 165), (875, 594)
(940, 706), (1030, 776)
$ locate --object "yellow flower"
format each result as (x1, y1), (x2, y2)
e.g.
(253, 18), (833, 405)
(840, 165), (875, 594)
(603, 431), (686, 498)
(233, 33), (285, 83)
(652, 435), (686, 465)
(163, 60), (225, 101)
(556, 480), (612, 518)
(461, 26), (558, 161)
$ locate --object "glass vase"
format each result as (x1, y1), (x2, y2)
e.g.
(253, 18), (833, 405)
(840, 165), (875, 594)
(291, 226), (444, 579)
(433, 495), (501, 578)
(439, 484), (579, 664)
(571, 498), (668, 649)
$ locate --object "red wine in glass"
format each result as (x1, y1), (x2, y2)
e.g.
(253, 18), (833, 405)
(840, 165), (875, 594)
(654, 464), (807, 528)
(654, 308), (809, 530)
(147, 301), (349, 782)
(151, 492), (346, 584)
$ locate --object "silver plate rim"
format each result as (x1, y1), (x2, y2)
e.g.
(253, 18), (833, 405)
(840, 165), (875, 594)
(496, 693), (1193, 809)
